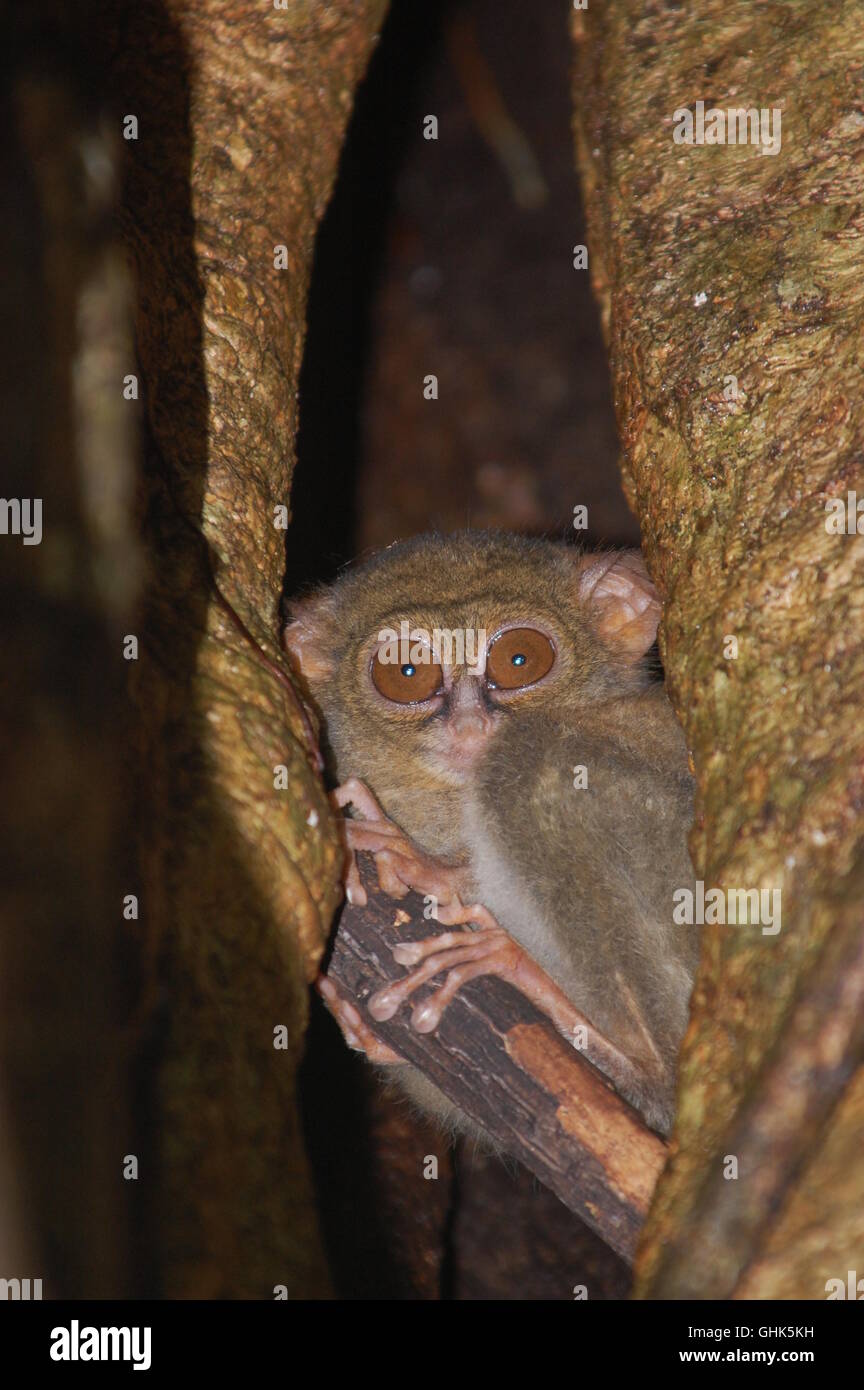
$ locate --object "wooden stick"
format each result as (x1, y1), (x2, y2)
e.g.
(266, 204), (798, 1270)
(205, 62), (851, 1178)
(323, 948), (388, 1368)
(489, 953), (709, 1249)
(326, 856), (667, 1264)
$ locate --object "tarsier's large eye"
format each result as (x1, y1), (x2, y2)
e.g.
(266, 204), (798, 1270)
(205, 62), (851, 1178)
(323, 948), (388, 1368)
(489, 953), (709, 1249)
(371, 649), (444, 704)
(486, 627), (555, 690)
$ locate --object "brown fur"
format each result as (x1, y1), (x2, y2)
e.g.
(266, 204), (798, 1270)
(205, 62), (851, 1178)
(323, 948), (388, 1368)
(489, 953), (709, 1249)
(286, 531), (699, 1134)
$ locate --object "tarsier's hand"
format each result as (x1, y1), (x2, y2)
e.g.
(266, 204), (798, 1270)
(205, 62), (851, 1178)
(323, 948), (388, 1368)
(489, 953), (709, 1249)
(333, 777), (466, 910)
(320, 776), (468, 1064)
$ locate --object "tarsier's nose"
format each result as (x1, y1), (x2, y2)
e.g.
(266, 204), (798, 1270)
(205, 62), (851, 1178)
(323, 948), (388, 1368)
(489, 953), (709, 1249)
(451, 707), (490, 739)
(448, 675), (497, 748)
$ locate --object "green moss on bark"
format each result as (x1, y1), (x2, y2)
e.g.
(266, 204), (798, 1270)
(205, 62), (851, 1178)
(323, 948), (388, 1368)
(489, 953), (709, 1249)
(572, 0), (864, 1298)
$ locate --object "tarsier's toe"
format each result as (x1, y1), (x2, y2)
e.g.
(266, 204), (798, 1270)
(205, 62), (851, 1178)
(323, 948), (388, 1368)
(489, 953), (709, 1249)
(368, 930), (507, 1037)
(369, 935), (482, 1024)
(345, 878), (368, 908)
(374, 851), (412, 898)
(392, 931), (470, 966)
(369, 976), (446, 1032)
(392, 941), (426, 966)
(317, 976), (406, 1065)
(411, 998), (443, 1032)
(367, 985), (400, 1021)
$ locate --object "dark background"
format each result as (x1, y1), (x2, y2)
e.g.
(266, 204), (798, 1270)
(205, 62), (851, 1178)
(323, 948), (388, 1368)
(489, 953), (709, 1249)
(294, 0), (636, 1300)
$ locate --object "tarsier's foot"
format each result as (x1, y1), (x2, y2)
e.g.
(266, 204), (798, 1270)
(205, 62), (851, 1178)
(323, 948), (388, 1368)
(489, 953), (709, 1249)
(332, 779), (648, 1102)
(333, 777), (466, 909)
(316, 976), (406, 1066)
(369, 900), (644, 1097)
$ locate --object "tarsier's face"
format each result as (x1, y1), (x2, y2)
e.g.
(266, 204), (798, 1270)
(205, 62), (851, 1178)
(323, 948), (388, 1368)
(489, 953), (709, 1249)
(285, 533), (661, 794)
(361, 608), (562, 780)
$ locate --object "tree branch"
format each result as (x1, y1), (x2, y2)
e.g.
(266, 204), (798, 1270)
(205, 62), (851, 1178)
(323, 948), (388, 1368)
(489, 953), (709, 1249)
(326, 856), (667, 1264)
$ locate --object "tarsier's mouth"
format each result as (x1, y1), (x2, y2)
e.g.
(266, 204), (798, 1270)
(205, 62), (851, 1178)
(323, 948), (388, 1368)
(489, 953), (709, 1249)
(422, 704), (503, 780)
(427, 736), (494, 781)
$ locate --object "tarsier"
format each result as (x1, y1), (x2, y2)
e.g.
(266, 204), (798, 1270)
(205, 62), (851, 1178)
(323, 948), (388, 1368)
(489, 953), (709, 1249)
(285, 531), (700, 1136)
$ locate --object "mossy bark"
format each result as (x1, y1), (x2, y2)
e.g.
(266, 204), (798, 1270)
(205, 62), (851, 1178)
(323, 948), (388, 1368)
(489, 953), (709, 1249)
(572, 0), (864, 1298)
(99, 0), (388, 1297)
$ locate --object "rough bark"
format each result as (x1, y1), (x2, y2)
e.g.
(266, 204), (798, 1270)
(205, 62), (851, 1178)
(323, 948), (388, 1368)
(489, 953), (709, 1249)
(571, 0), (864, 1298)
(97, 0), (387, 1297)
(330, 859), (667, 1264)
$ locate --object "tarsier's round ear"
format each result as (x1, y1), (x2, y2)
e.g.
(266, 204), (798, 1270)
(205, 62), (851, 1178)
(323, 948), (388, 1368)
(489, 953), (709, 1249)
(576, 550), (662, 660)
(283, 592), (338, 681)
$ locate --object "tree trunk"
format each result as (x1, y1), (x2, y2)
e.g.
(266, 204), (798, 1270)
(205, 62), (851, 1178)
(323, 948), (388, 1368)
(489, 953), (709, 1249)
(98, 0), (387, 1297)
(572, 0), (864, 1299)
